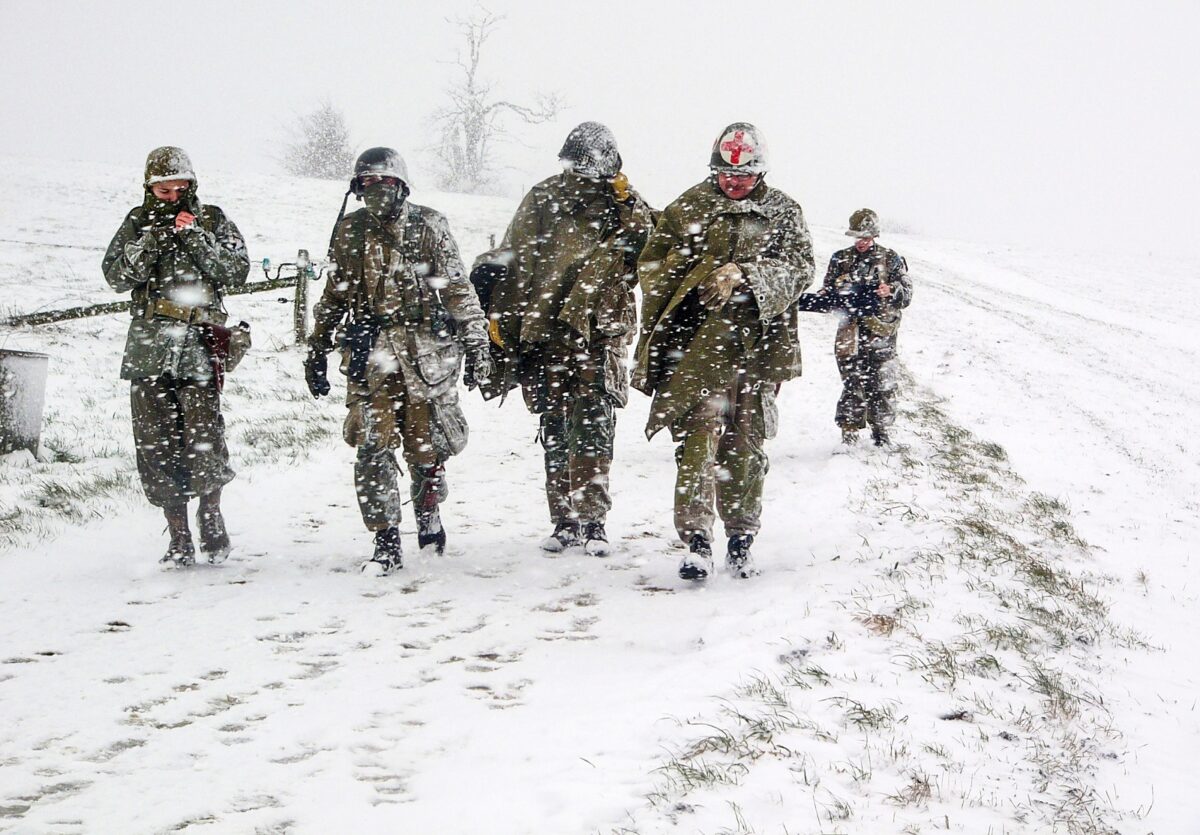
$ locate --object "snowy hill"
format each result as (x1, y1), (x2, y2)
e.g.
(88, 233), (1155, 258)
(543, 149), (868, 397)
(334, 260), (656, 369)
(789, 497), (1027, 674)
(1, 158), (1195, 834)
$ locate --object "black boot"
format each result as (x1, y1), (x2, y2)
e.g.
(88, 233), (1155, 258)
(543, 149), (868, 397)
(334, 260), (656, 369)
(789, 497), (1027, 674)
(870, 425), (891, 448)
(197, 490), (231, 564)
(161, 505), (196, 567)
(362, 526), (402, 576)
(413, 464), (447, 554)
(417, 508), (446, 554)
(726, 534), (758, 579)
(679, 533), (714, 580)
(581, 521), (611, 557)
(540, 521), (581, 553)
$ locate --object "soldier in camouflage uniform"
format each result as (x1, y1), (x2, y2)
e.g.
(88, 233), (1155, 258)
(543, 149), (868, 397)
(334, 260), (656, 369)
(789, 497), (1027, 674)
(481, 122), (654, 556)
(102, 146), (250, 566)
(635, 122), (815, 580)
(303, 148), (491, 575)
(799, 209), (912, 447)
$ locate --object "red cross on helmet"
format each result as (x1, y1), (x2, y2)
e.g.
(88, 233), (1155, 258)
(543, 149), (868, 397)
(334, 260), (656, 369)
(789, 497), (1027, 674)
(709, 122), (769, 174)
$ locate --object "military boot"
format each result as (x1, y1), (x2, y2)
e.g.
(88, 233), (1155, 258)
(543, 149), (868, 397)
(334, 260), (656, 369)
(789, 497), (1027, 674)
(413, 465), (447, 554)
(540, 521), (581, 553)
(362, 527), (402, 576)
(841, 428), (860, 446)
(197, 490), (231, 564)
(581, 521), (611, 557)
(870, 425), (891, 449)
(161, 505), (196, 568)
(678, 533), (714, 581)
(726, 534), (759, 579)
(417, 509), (446, 554)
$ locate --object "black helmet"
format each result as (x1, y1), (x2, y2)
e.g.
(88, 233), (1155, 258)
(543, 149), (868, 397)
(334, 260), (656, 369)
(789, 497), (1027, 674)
(350, 147), (410, 196)
(558, 122), (622, 180)
(709, 122), (769, 174)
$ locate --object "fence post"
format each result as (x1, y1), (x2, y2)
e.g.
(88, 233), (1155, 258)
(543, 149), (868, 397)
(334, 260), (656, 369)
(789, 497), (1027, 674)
(294, 248), (310, 345)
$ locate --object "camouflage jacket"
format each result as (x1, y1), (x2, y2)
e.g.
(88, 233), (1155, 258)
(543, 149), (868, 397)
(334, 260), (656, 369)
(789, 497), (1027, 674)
(633, 178), (814, 436)
(309, 203), (486, 395)
(492, 172), (655, 349)
(103, 204), (249, 381)
(818, 243), (912, 336)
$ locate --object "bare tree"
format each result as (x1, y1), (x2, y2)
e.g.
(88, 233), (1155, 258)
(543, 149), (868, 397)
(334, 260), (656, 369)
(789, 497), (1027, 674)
(281, 101), (356, 180)
(432, 9), (561, 193)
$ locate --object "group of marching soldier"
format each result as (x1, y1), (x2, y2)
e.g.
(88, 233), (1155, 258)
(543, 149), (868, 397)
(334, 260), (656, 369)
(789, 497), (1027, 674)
(102, 122), (912, 580)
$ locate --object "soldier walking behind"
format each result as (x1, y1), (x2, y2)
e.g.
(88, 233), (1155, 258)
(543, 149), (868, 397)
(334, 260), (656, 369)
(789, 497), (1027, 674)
(797, 209), (912, 448)
(303, 148), (491, 576)
(481, 122), (654, 556)
(102, 146), (250, 566)
(634, 123), (815, 580)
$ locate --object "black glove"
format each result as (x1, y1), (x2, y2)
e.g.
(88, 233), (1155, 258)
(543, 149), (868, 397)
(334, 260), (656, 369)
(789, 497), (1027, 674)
(462, 345), (494, 390)
(304, 350), (331, 398)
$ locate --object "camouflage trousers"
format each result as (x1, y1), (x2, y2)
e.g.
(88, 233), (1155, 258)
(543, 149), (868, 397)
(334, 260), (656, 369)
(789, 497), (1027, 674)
(129, 375), (235, 508)
(834, 321), (899, 431)
(670, 370), (778, 542)
(520, 336), (623, 525)
(344, 375), (461, 532)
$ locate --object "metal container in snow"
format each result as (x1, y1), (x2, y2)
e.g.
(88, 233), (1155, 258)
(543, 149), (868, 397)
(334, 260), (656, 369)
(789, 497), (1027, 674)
(0, 348), (50, 457)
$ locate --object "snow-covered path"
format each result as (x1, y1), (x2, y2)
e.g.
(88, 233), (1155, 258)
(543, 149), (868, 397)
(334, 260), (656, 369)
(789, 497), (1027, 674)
(2, 161), (1196, 833)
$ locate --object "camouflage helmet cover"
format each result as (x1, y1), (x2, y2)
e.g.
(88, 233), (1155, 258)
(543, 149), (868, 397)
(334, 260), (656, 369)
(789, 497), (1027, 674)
(351, 147), (410, 195)
(709, 122), (769, 174)
(846, 208), (881, 238)
(558, 121), (623, 180)
(144, 146), (196, 186)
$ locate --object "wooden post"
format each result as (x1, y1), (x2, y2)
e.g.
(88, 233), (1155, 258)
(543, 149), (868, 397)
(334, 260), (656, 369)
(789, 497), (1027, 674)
(294, 248), (310, 345)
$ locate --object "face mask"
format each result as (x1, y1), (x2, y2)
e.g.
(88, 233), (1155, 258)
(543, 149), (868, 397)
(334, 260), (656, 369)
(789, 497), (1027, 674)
(363, 181), (402, 219)
(142, 184), (197, 227)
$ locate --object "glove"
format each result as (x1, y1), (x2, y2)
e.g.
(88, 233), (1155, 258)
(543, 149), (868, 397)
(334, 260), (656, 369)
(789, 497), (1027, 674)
(487, 318), (506, 348)
(303, 350), (331, 398)
(611, 171), (632, 203)
(463, 345), (494, 390)
(698, 262), (746, 310)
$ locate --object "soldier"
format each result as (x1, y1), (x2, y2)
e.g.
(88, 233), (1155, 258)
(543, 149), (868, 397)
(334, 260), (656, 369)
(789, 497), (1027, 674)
(303, 147), (491, 576)
(102, 146), (250, 566)
(480, 122), (654, 556)
(634, 122), (815, 580)
(798, 209), (912, 447)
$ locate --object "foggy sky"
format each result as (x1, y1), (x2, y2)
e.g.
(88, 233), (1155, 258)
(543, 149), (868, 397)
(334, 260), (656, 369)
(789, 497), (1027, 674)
(2, 0), (1196, 254)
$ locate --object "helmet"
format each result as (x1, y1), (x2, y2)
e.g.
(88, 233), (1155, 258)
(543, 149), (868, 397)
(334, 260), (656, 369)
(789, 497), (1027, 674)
(846, 208), (881, 238)
(558, 122), (622, 180)
(351, 147), (410, 195)
(144, 146), (196, 186)
(709, 122), (769, 174)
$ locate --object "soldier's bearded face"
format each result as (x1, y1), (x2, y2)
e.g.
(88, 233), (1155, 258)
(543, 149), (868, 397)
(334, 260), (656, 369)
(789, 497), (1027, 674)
(150, 180), (190, 203)
(717, 172), (760, 200)
(854, 237), (875, 253)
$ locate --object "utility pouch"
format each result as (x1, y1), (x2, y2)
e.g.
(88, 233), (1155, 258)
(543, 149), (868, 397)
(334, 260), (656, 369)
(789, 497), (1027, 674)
(430, 399), (469, 457)
(343, 320), (380, 383)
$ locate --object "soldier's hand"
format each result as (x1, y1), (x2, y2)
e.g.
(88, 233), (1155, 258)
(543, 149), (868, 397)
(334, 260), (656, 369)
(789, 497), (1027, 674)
(303, 350), (331, 398)
(698, 262), (746, 309)
(463, 345), (494, 390)
(876, 282), (893, 299)
(175, 211), (197, 231)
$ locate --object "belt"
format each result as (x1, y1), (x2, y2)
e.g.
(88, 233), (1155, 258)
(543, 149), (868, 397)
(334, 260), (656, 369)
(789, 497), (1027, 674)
(143, 298), (227, 326)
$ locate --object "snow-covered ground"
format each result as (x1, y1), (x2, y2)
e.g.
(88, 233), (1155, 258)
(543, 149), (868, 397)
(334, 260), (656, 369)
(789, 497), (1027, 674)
(0, 157), (1194, 834)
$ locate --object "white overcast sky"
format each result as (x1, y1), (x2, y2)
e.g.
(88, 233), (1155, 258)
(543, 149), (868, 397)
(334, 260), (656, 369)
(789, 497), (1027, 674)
(1, 0), (1196, 254)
